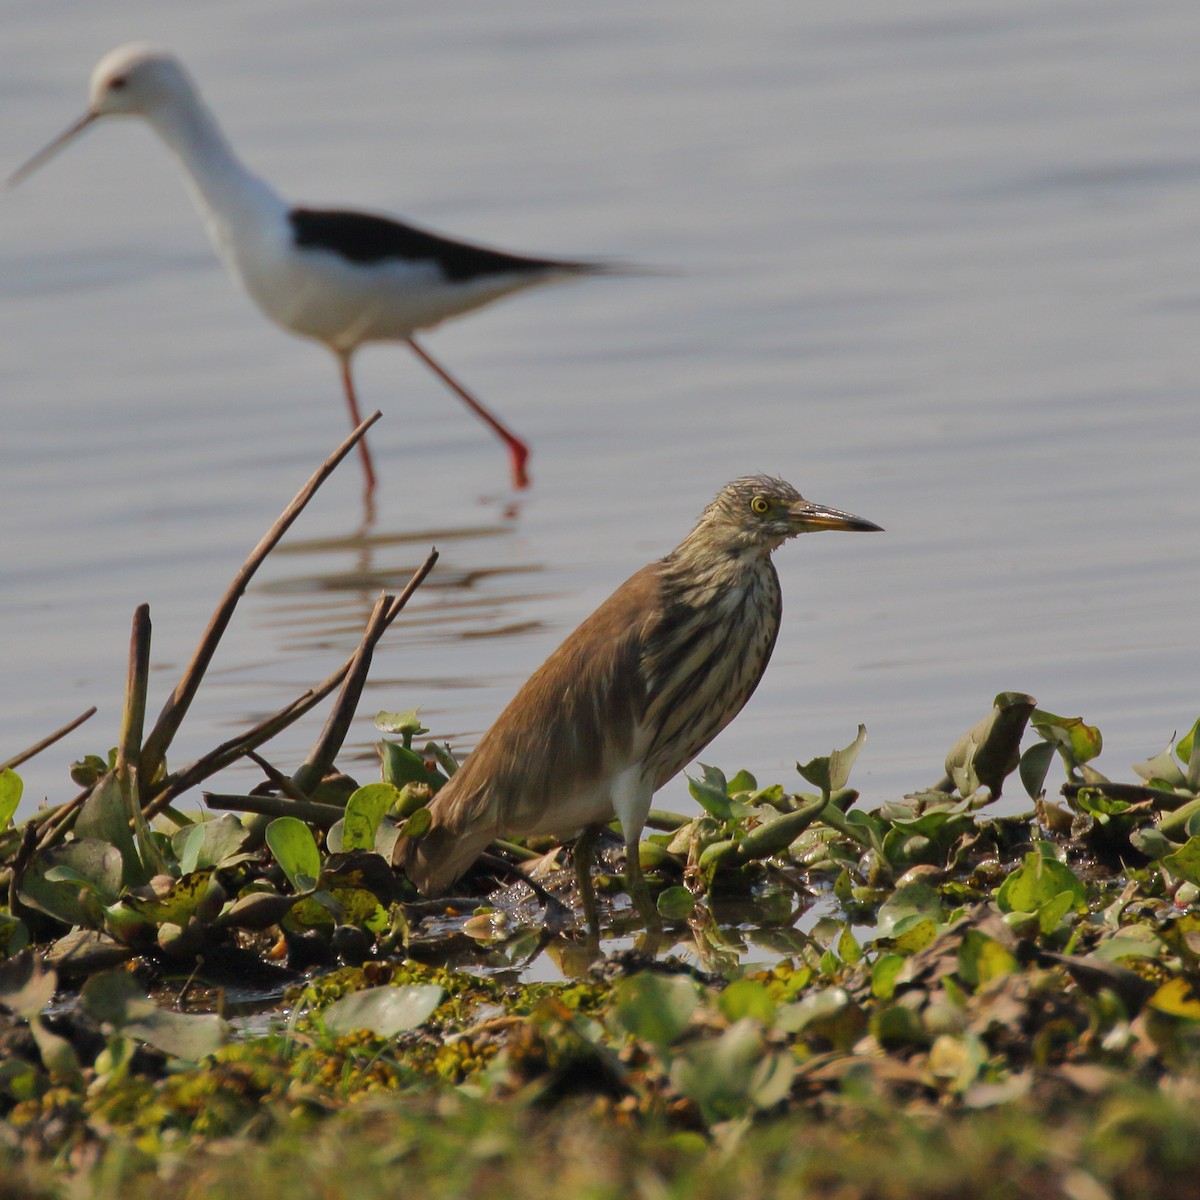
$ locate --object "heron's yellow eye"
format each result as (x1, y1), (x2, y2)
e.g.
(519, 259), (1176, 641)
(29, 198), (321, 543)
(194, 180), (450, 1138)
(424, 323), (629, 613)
(750, 496), (770, 515)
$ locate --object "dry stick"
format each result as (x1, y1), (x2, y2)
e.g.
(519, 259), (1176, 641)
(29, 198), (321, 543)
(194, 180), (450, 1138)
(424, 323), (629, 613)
(1, 707), (98, 774)
(138, 410), (383, 785)
(142, 547), (434, 818)
(204, 791), (348, 827)
(291, 592), (392, 795)
(116, 605), (151, 784)
(292, 547), (440, 795)
(245, 751), (312, 804)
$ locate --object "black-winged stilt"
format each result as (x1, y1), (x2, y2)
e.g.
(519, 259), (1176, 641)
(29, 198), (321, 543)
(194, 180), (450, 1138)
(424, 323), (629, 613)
(10, 43), (618, 491)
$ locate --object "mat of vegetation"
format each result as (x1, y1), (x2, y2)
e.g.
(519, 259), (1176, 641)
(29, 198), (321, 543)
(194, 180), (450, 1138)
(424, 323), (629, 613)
(5, 433), (1200, 1197)
(5, 691), (1200, 1198)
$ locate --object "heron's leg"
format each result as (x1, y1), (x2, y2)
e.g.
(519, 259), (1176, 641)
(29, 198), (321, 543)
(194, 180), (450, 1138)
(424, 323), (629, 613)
(406, 336), (530, 489)
(335, 350), (377, 494)
(573, 824), (602, 940)
(624, 836), (662, 935)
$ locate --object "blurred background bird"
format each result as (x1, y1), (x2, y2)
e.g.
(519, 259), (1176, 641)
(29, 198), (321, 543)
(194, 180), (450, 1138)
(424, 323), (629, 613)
(399, 474), (881, 934)
(9, 43), (619, 494)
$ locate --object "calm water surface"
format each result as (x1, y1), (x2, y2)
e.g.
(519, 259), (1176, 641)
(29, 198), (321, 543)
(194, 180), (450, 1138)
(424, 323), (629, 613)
(3, 0), (1200, 821)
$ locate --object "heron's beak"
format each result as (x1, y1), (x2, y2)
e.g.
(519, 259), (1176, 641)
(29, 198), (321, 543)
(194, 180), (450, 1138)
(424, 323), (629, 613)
(8, 111), (98, 188)
(789, 499), (882, 534)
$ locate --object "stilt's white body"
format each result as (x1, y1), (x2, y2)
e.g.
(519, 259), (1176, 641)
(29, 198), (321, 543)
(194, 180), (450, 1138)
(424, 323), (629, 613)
(11, 43), (605, 488)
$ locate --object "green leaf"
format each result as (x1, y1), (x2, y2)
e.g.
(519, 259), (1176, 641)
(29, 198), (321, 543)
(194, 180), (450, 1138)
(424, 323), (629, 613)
(81, 971), (226, 1060)
(718, 980), (777, 1025)
(75, 771), (147, 887)
(374, 710), (428, 745)
(797, 725), (866, 797)
(380, 741), (444, 789)
(871, 954), (906, 1001)
(670, 1019), (793, 1124)
(610, 973), (699, 1049)
(1132, 741), (1188, 788)
(1031, 708), (1103, 767)
(1180, 719), (1200, 791)
(874, 883), (944, 940)
(957, 930), (1018, 989)
(173, 813), (253, 875)
(687, 764), (744, 821)
(736, 795), (829, 861)
(0, 957), (56, 1020)
(1019, 741), (1057, 800)
(21, 840), (124, 925)
(322, 984), (444, 1037)
(342, 783), (404, 851)
(995, 851), (1086, 915)
(656, 886), (695, 921)
(1160, 837), (1200, 887)
(265, 817), (321, 892)
(946, 693), (1037, 797)
(0, 769), (22, 828)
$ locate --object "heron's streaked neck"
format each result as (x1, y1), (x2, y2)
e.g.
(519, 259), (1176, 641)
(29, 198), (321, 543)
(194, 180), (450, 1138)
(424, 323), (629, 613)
(665, 523), (779, 596)
(143, 86), (285, 225)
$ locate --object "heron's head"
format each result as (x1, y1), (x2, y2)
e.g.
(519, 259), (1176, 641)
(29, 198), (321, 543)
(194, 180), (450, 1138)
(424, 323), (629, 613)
(693, 475), (882, 557)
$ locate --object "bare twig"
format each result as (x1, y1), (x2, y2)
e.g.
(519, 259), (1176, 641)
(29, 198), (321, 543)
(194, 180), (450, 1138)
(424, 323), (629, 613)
(139, 411), (382, 783)
(116, 605), (151, 784)
(245, 751), (312, 804)
(291, 547), (439, 794)
(1, 707), (98, 774)
(291, 592), (393, 795)
(204, 791), (348, 827)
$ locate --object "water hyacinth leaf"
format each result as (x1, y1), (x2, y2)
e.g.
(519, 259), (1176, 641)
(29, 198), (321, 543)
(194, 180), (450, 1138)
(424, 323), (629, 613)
(726, 769), (758, 795)
(82, 971), (226, 1060)
(0, 769), (21, 828)
(609, 973), (699, 1049)
(1180, 718), (1200, 791)
(21, 840), (125, 925)
(0, 957), (56, 1020)
(173, 814), (252, 874)
(75, 771), (145, 886)
(1091, 932), (1164, 963)
(374, 709), (428, 743)
(265, 817), (321, 892)
(400, 807), (432, 839)
(944, 693), (1035, 798)
(874, 883), (944, 940)
(656, 886), (695, 920)
(718, 979), (777, 1025)
(380, 740), (443, 789)
(995, 851), (1087, 915)
(736, 795), (828, 861)
(891, 916), (940, 955)
(322, 983), (444, 1037)
(688, 764), (751, 820)
(1159, 837), (1200, 887)
(871, 954), (906, 1001)
(1031, 708), (1103, 768)
(1131, 740), (1188, 789)
(1036, 888), (1078, 936)
(1148, 978), (1200, 1020)
(837, 925), (863, 966)
(30, 1019), (83, 1087)
(958, 929), (1018, 989)
(670, 1019), (793, 1123)
(342, 783), (404, 851)
(1019, 740), (1057, 800)
(0, 915), (29, 957)
(797, 725), (866, 797)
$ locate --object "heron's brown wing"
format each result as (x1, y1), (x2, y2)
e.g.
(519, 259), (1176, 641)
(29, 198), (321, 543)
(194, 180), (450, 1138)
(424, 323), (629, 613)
(398, 563), (662, 895)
